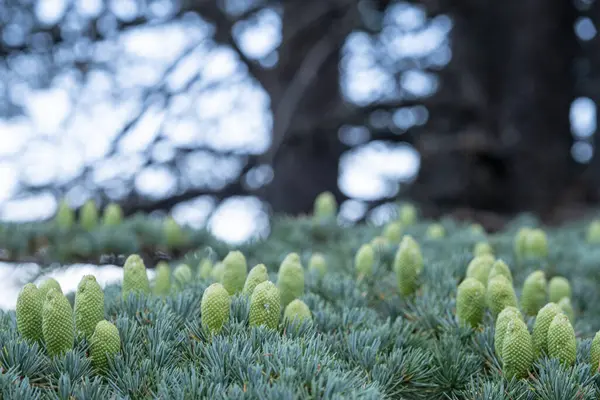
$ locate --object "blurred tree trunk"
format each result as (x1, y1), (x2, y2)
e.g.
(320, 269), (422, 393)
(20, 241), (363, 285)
(410, 0), (578, 219)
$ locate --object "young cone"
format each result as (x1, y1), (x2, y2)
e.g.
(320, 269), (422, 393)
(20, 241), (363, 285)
(532, 302), (562, 358)
(548, 276), (571, 303)
(283, 299), (312, 325)
(153, 262), (171, 296)
(277, 253), (305, 308)
(198, 258), (213, 280)
(494, 306), (523, 360)
(39, 278), (62, 300)
(398, 204), (417, 226)
(201, 283), (231, 335)
(122, 254), (150, 299)
(308, 253), (327, 278)
(488, 259), (512, 283)
(456, 278), (486, 328)
(42, 289), (74, 357)
(473, 242), (494, 257)
(173, 264), (193, 291)
(465, 254), (495, 286)
(221, 251), (248, 295)
(355, 244), (375, 277)
(502, 318), (534, 380)
(164, 217), (185, 248)
(55, 200), (75, 230)
(383, 222), (403, 243)
(426, 223), (445, 239)
(249, 281), (281, 329)
(16, 283), (44, 343)
(514, 227), (532, 261)
(520, 270), (547, 316)
(547, 314), (577, 366)
(74, 275), (104, 339)
(243, 264), (269, 295)
(590, 331), (600, 373)
(524, 228), (549, 259)
(90, 320), (120, 374)
(80, 200), (98, 231)
(102, 203), (123, 226)
(558, 297), (575, 324)
(486, 275), (517, 318)
(314, 191), (337, 220)
(394, 235), (423, 297)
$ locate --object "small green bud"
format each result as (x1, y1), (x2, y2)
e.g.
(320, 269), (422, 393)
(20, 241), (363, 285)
(494, 306), (523, 360)
(314, 191), (337, 219)
(164, 217), (186, 248)
(520, 270), (547, 316)
(16, 283), (43, 343)
(383, 222), (403, 243)
(524, 229), (548, 259)
(277, 253), (305, 308)
(39, 278), (62, 300)
(122, 254), (150, 299)
(488, 259), (513, 283)
(80, 200), (98, 231)
(547, 314), (577, 366)
(221, 251), (248, 295)
(42, 289), (74, 357)
(398, 204), (417, 226)
(243, 264), (269, 295)
(558, 297), (575, 324)
(548, 276), (571, 303)
(426, 223), (445, 239)
(55, 200), (74, 230)
(370, 236), (390, 253)
(465, 255), (495, 286)
(470, 223), (485, 235)
(532, 302), (562, 358)
(308, 253), (327, 278)
(394, 235), (423, 296)
(211, 262), (225, 282)
(590, 331), (600, 373)
(586, 220), (600, 244)
(74, 275), (104, 339)
(473, 241), (494, 257)
(198, 258), (213, 280)
(456, 278), (486, 327)
(249, 281), (281, 329)
(514, 227), (533, 261)
(102, 203), (123, 226)
(502, 318), (534, 379)
(153, 262), (171, 296)
(201, 283), (231, 335)
(90, 320), (120, 374)
(283, 299), (312, 325)
(173, 264), (193, 291)
(486, 275), (517, 318)
(355, 244), (375, 277)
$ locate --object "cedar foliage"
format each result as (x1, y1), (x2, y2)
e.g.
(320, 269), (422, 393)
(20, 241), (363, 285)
(2, 208), (600, 399)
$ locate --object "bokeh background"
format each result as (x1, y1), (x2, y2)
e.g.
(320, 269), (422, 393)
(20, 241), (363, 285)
(0, 0), (598, 307)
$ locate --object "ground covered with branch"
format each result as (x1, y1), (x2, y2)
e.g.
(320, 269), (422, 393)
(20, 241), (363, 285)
(2, 203), (600, 399)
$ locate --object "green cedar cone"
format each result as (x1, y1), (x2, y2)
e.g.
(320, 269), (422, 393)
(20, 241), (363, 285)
(283, 299), (312, 325)
(201, 283), (231, 335)
(590, 331), (600, 373)
(355, 244), (375, 277)
(243, 264), (269, 295)
(221, 251), (248, 295)
(16, 283), (44, 343)
(495, 306), (523, 360)
(153, 262), (171, 296)
(211, 262), (225, 282)
(547, 313), (577, 366)
(394, 235), (423, 296)
(55, 200), (75, 230)
(164, 217), (185, 248)
(473, 242), (494, 257)
(558, 297), (575, 324)
(471, 223), (486, 235)
(308, 253), (327, 278)
(465, 254), (495, 286)
(502, 318), (534, 380)
(74, 275), (104, 339)
(456, 277), (486, 328)
(399, 204), (417, 226)
(532, 302), (562, 358)
(39, 278), (62, 300)
(249, 281), (281, 329)
(548, 276), (571, 303)
(488, 259), (513, 284)
(486, 275), (518, 318)
(314, 191), (337, 219)
(382, 222), (403, 243)
(198, 258), (213, 280)
(426, 223), (445, 239)
(277, 253), (305, 308)
(514, 227), (532, 261)
(370, 236), (390, 253)
(173, 264), (193, 291)
(524, 229), (549, 259)
(520, 270), (547, 316)
(102, 203), (123, 226)
(586, 220), (600, 244)
(42, 289), (74, 357)
(80, 200), (98, 231)
(122, 254), (150, 299)
(90, 320), (120, 374)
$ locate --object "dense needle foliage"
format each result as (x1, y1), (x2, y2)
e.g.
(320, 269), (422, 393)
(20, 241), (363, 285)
(2, 206), (600, 399)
